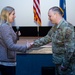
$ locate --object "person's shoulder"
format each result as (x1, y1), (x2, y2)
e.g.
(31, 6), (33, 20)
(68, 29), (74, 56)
(1, 23), (8, 26)
(60, 21), (74, 34)
(62, 21), (74, 29)
(0, 23), (10, 32)
(67, 22), (74, 29)
(0, 23), (10, 28)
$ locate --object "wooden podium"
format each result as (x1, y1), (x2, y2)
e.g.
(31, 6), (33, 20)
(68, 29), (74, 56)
(16, 37), (55, 75)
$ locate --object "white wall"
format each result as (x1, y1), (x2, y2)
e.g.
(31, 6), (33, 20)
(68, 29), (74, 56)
(0, 0), (75, 26)
(66, 0), (75, 26)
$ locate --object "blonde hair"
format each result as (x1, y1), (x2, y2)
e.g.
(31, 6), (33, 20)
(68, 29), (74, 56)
(0, 6), (14, 24)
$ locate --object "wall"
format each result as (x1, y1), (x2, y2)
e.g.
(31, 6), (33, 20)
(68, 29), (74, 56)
(0, 0), (75, 26)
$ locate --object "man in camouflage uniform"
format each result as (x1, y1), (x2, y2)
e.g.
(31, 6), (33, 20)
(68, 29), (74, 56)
(31, 6), (75, 75)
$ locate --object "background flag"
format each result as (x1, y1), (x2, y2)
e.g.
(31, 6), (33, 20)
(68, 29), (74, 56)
(33, 0), (42, 26)
(60, 0), (66, 20)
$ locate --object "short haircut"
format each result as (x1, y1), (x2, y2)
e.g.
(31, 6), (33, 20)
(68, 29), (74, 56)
(49, 6), (64, 16)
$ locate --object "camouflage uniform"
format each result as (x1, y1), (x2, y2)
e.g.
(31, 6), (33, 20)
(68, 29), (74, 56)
(33, 18), (75, 75)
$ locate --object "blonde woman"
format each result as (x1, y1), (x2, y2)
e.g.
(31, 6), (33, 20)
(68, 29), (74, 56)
(0, 6), (30, 75)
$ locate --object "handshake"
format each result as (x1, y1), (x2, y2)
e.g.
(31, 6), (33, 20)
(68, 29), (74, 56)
(26, 40), (34, 50)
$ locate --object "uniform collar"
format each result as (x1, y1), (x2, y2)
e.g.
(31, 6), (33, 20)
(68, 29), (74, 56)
(57, 18), (65, 28)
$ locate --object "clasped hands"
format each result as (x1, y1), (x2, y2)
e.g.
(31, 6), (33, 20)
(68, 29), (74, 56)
(26, 40), (34, 50)
(60, 61), (70, 71)
(60, 65), (68, 71)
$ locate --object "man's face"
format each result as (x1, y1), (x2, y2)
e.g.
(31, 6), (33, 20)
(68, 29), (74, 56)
(48, 10), (57, 24)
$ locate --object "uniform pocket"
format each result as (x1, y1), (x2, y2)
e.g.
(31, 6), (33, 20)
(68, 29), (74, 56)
(53, 54), (63, 64)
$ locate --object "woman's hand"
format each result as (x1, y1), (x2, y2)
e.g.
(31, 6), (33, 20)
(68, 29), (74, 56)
(26, 41), (34, 50)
